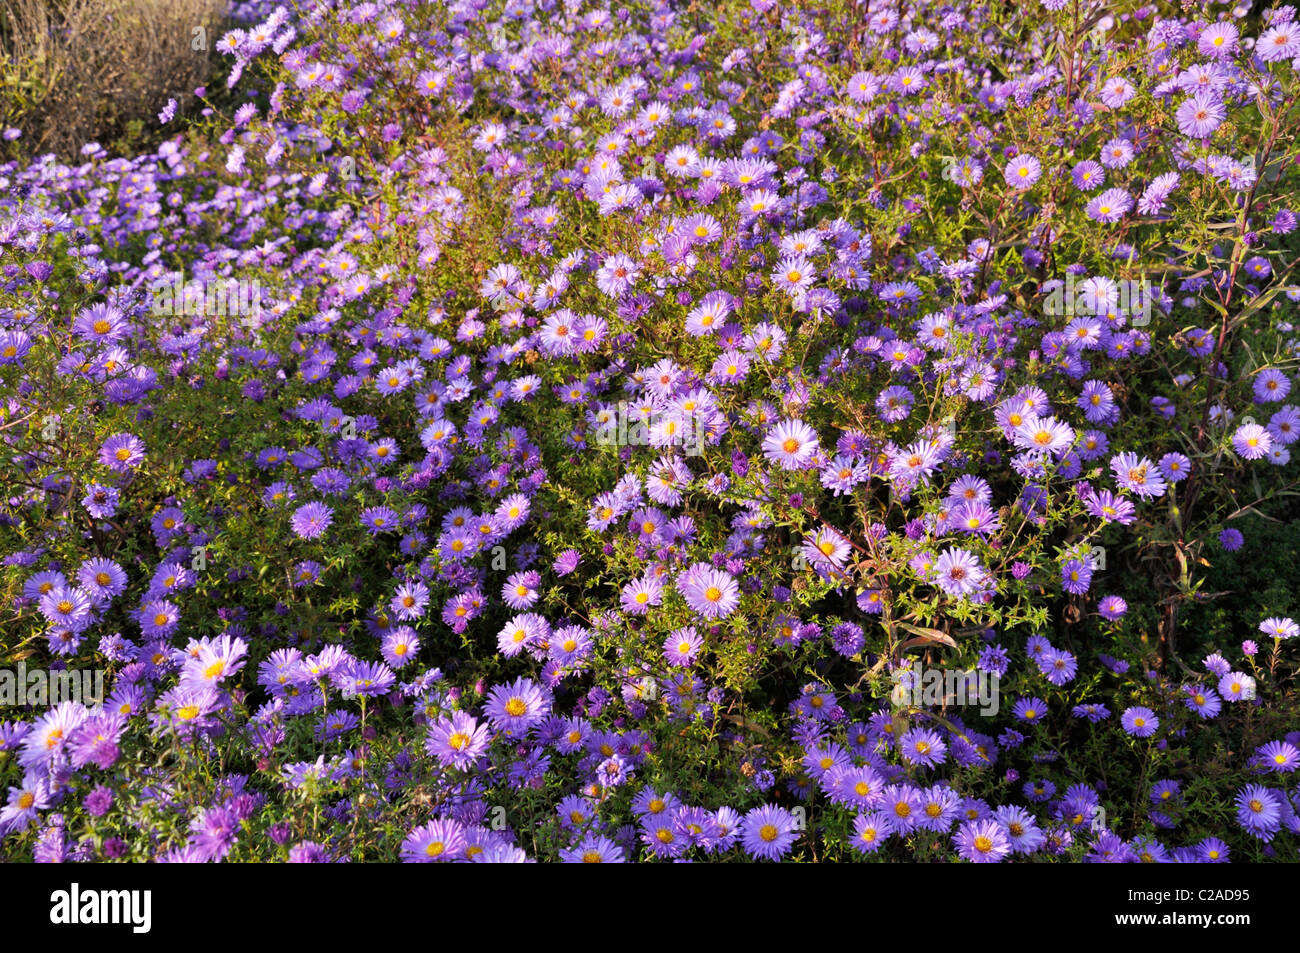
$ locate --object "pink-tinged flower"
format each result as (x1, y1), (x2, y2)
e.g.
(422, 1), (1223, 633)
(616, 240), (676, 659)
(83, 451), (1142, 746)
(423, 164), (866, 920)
(425, 710), (490, 770)
(1110, 452), (1166, 499)
(663, 627), (703, 666)
(1176, 93), (1226, 139)
(678, 563), (740, 620)
(401, 819), (466, 863)
(291, 501), (333, 540)
(954, 818), (1010, 863)
(1232, 423), (1272, 460)
(1198, 22), (1239, 58)
(1258, 24), (1300, 63)
(770, 255), (816, 297)
(1098, 595), (1128, 620)
(620, 574), (663, 616)
(553, 549), (581, 576)
(1218, 671), (1256, 702)
(933, 547), (987, 597)
(1099, 137), (1134, 169)
(381, 627), (420, 668)
(1098, 77), (1135, 109)
(1014, 415), (1075, 455)
(762, 419), (820, 470)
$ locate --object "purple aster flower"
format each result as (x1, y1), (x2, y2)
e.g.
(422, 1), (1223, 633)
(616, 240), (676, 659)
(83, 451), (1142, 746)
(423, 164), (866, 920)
(1098, 595), (1128, 620)
(360, 505), (400, 533)
(740, 804), (799, 861)
(1120, 706), (1158, 737)
(954, 818), (1011, 863)
(1197, 837), (1230, 862)
(678, 562), (740, 619)
(1235, 785), (1281, 839)
(900, 727), (947, 768)
(1085, 188), (1133, 223)
(291, 502), (334, 540)
(1038, 647), (1078, 685)
(1013, 697), (1047, 724)
(761, 418), (820, 470)
(1071, 160), (1105, 191)
(401, 819), (466, 862)
(99, 433), (146, 472)
(933, 548), (987, 597)
(1198, 21), (1239, 58)
(1110, 452), (1166, 499)
(1232, 423), (1272, 460)
(484, 677), (551, 736)
(1003, 154), (1041, 190)
(84, 786), (113, 817)
(1260, 616), (1298, 640)
(1258, 23), (1300, 62)
(851, 811), (890, 854)
(1176, 93), (1226, 138)
(426, 710), (490, 770)
(1254, 369), (1291, 403)
(1218, 671), (1256, 702)
(1256, 740), (1300, 773)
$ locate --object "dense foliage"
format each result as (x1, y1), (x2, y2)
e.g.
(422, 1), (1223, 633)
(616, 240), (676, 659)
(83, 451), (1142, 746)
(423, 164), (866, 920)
(1, 0), (1299, 862)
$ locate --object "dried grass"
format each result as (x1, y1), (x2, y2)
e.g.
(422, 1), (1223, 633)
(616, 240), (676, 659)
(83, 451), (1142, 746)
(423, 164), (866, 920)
(0, 0), (228, 158)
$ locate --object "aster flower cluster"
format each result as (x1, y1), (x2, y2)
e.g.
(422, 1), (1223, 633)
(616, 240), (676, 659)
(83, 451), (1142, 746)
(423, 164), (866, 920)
(0, 0), (1299, 863)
